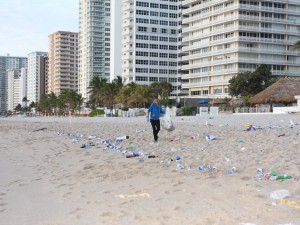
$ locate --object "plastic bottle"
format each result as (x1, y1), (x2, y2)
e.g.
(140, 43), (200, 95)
(146, 116), (150, 122)
(116, 136), (129, 141)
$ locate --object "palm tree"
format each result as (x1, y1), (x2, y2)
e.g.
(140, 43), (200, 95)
(116, 82), (137, 108)
(22, 96), (29, 107)
(59, 90), (84, 115)
(88, 76), (108, 107)
(292, 40), (300, 50)
(129, 85), (153, 108)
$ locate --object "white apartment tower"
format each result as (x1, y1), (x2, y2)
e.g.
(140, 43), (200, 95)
(181, 0), (300, 98)
(7, 69), (21, 112)
(27, 52), (48, 103)
(0, 55), (27, 112)
(122, 0), (183, 96)
(48, 31), (79, 95)
(79, 0), (119, 100)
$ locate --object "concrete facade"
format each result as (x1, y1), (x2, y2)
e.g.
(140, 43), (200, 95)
(48, 31), (79, 95)
(181, 0), (300, 98)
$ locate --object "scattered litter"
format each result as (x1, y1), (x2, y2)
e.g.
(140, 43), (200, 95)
(245, 123), (256, 131)
(227, 167), (238, 174)
(33, 127), (47, 132)
(270, 189), (290, 200)
(189, 136), (196, 140)
(277, 134), (285, 137)
(205, 134), (216, 140)
(115, 193), (151, 199)
(236, 139), (245, 144)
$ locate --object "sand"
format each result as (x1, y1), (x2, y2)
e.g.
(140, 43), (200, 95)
(0, 114), (299, 225)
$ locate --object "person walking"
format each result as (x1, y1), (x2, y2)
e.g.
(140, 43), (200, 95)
(146, 96), (164, 142)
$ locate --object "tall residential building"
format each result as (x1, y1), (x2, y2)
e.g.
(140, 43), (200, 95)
(7, 69), (21, 111)
(20, 68), (27, 106)
(0, 55), (27, 113)
(79, 0), (122, 100)
(122, 0), (183, 97)
(27, 52), (48, 103)
(48, 31), (79, 95)
(181, 0), (300, 98)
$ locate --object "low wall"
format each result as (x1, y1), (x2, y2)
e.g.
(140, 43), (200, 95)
(273, 107), (300, 114)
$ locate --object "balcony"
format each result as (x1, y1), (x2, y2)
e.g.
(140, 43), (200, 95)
(182, 80), (229, 89)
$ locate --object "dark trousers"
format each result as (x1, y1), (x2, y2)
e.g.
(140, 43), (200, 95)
(150, 119), (160, 141)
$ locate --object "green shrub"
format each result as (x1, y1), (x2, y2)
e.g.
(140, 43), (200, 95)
(181, 106), (197, 116)
(89, 109), (105, 117)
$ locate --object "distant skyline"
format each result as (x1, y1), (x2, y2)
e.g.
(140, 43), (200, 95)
(0, 0), (79, 57)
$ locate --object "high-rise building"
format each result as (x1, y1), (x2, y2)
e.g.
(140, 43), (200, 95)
(79, 0), (122, 100)
(122, 0), (184, 97)
(48, 31), (79, 95)
(7, 69), (21, 111)
(27, 52), (48, 103)
(20, 68), (27, 106)
(0, 55), (27, 113)
(181, 0), (300, 98)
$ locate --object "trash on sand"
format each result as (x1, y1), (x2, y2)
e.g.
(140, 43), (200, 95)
(270, 189), (290, 200)
(227, 167), (238, 174)
(236, 139), (245, 144)
(205, 134), (216, 140)
(245, 123), (256, 131)
(115, 193), (151, 199)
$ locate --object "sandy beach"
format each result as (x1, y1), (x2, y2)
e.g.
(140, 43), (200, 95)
(0, 114), (300, 225)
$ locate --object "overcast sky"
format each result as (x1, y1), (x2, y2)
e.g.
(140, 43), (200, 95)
(0, 0), (79, 57)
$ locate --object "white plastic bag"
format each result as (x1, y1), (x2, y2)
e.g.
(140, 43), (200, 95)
(270, 189), (290, 200)
(162, 107), (175, 131)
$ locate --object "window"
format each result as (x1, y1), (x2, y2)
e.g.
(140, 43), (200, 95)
(159, 69), (168, 74)
(169, 13), (178, 18)
(161, 28), (167, 33)
(136, 43), (149, 48)
(150, 19), (158, 24)
(169, 37), (177, 42)
(150, 60), (158, 65)
(160, 45), (168, 50)
(150, 44), (158, 49)
(160, 37), (168, 42)
(169, 45), (177, 50)
(152, 28), (157, 33)
(138, 26), (147, 32)
(169, 62), (177, 66)
(136, 35), (149, 40)
(150, 36), (158, 41)
(136, 68), (148, 73)
(160, 12), (168, 17)
(136, 1), (149, 7)
(136, 18), (149, 24)
(150, 11), (158, 16)
(137, 10), (149, 15)
(159, 61), (168, 66)
(136, 51), (148, 56)
(160, 4), (168, 9)
(136, 76), (148, 81)
(136, 60), (148, 65)
(150, 3), (159, 8)
(150, 77), (158, 82)
(160, 20), (168, 25)
(150, 69), (158, 73)
(169, 21), (177, 26)
(150, 52), (158, 57)
(159, 53), (168, 58)
(171, 29), (176, 34)
(169, 54), (177, 58)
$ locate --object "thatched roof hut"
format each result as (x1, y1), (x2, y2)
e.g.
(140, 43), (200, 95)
(210, 98), (227, 105)
(249, 78), (300, 104)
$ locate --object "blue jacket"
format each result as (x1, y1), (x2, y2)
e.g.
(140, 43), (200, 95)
(147, 102), (164, 120)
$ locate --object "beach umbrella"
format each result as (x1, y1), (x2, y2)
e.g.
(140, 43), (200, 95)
(249, 77), (300, 104)
(198, 99), (209, 104)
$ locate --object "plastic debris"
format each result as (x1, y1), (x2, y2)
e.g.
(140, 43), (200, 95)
(270, 189), (291, 200)
(205, 134), (216, 140)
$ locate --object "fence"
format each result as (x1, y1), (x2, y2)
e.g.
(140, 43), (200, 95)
(235, 107), (270, 113)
